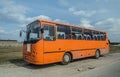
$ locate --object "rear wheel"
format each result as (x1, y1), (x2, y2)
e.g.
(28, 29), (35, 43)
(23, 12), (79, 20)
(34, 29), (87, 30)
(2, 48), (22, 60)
(95, 50), (100, 59)
(61, 53), (71, 65)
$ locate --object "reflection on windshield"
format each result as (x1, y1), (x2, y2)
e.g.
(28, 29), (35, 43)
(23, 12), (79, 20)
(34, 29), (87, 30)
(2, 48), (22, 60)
(25, 21), (41, 42)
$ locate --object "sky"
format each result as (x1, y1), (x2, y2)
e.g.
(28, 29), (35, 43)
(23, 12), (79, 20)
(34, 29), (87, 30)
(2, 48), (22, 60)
(0, 0), (120, 42)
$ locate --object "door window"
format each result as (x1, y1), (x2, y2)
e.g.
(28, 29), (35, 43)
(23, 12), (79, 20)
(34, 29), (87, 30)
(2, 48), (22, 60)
(43, 24), (55, 41)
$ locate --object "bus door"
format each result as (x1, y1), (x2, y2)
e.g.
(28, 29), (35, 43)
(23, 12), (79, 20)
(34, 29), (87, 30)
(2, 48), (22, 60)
(42, 23), (59, 64)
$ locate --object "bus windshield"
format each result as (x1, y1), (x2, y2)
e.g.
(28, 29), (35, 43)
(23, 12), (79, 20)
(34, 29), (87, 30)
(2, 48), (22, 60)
(26, 21), (41, 42)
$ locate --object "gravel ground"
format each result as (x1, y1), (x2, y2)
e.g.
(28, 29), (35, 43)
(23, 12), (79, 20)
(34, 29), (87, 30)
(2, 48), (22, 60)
(0, 53), (120, 77)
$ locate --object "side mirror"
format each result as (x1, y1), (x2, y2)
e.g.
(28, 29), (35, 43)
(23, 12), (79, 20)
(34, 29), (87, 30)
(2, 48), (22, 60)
(20, 31), (22, 37)
(20, 30), (26, 37)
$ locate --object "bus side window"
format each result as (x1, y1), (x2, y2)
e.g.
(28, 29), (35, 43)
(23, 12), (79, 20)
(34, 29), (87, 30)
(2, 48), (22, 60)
(57, 24), (71, 39)
(87, 35), (91, 40)
(103, 33), (106, 40)
(100, 32), (106, 41)
(101, 35), (104, 40)
(95, 35), (98, 40)
(98, 35), (100, 40)
(84, 34), (87, 40)
(72, 33), (76, 39)
(93, 31), (100, 40)
(100, 32), (103, 40)
(84, 29), (92, 40)
(78, 34), (82, 40)
(43, 24), (55, 41)
(93, 35), (96, 40)
(72, 27), (82, 40)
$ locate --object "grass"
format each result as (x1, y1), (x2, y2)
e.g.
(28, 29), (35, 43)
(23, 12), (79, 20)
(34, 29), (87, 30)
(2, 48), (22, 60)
(0, 45), (120, 65)
(0, 46), (22, 53)
(0, 46), (22, 64)
(110, 45), (120, 53)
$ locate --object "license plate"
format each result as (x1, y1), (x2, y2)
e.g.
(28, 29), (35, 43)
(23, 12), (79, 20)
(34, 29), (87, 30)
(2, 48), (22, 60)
(27, 44), (30, 52)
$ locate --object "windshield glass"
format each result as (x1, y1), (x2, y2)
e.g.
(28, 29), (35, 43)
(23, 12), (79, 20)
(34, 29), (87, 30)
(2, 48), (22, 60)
(26, 21), (41, 42)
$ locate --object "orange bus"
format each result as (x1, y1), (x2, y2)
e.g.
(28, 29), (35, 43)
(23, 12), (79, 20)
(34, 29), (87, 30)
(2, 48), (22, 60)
(21, 19), (109, 65)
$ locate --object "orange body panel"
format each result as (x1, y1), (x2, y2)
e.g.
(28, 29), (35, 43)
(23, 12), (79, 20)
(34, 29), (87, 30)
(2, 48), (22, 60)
(23, 20), (109, 65)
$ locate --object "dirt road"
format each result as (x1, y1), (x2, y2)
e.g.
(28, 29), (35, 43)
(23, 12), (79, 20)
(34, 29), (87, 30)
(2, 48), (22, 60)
(74, 61), (120, 77)
(0, 53), (120, 77)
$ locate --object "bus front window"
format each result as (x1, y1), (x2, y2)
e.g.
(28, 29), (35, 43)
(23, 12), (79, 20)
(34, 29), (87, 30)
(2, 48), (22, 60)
(25, 21), (41, 43)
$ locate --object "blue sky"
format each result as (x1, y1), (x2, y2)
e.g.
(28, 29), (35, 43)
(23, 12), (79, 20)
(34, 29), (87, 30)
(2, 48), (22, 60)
(0, 0), (120, 42)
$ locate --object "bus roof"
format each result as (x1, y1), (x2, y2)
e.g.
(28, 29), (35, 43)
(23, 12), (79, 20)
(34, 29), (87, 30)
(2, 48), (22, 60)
(36, 19), (106, 33)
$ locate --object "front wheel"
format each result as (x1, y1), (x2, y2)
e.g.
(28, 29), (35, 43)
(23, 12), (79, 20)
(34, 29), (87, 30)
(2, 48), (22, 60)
(61, 53), (71, 65)
(95, 50), (100, 59)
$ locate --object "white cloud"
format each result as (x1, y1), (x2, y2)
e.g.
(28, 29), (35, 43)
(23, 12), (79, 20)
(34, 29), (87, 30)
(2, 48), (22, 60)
(96, 0), (109, 2)
(27, 15), (51, 22)
(0, 0), (53, 28)
(54, 19), (69, 24)
(69, 7), (108, 18)
(0, 0), (29, 24)
(95, 18), (120, 42)
(68, 7), (75, 12)
(19, 15), (65, 27)
(0, 27), (8, 35)
(58, 0), (69, 6)
(0, 26), (22, 40)
(0, 0), (69, 32)
(69, 7), (96, 17)
(74, 10), (96, 17)
(80, 18), (94, 28)
(0, 29), (6, 35)
(99, 9), (108, 13)
(1, 0), (70, 26)
(95, 18), (120, 32)
(0, 27), (18, 35)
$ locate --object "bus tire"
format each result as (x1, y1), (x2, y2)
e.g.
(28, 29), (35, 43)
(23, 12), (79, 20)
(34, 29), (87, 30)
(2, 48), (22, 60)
(95, 50), (100, 59)
(61, 53), (71, 65)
